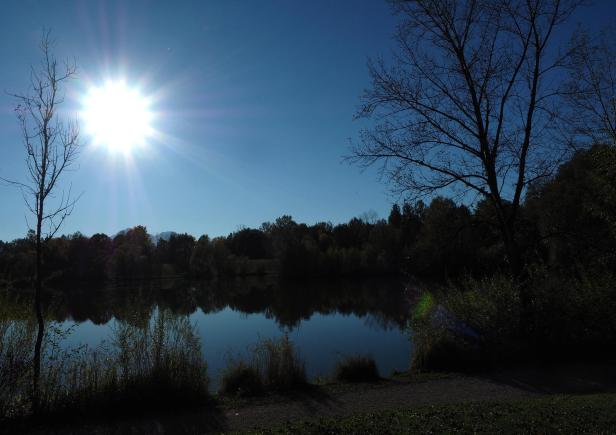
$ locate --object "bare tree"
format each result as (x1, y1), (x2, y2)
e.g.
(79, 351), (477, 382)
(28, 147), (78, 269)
(350, 0), (583, 276)
(1, 31), (80, 410)
(565, 27), (616, 146)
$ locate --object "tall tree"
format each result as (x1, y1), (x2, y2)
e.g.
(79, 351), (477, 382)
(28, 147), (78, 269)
(565, 27), (616, 146)
(350, 0), (582, 275)
(2, 32), (80, 410)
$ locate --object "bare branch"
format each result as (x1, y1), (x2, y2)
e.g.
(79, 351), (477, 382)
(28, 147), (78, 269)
(350, 0), (584, 271)
(5, 30), (81, 243)
(563, 26), (616, 146)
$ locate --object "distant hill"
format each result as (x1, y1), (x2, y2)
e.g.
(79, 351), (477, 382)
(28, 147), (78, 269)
(114, 229), (178, 244)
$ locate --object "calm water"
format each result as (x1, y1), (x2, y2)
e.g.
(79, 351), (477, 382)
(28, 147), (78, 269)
(1, 277), (414, 388)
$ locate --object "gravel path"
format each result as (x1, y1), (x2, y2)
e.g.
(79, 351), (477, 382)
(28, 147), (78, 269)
(223, 376), (536, 432)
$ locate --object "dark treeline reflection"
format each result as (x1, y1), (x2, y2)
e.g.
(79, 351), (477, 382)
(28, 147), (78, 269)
(0, 278), (410, 331)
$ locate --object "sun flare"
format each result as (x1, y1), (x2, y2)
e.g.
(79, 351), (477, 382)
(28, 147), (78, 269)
(82, 81), (153, 153)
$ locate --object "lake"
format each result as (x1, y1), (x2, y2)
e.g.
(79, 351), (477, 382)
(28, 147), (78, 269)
(1, 277), (414, 389)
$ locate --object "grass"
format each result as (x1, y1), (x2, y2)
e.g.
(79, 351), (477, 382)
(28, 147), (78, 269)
(219, 335), (306, 396)
(255, 335), (306, 390)
(245, 393), (616, 434)
(0, 309), (210, 423)
(0, 319), (36, 419)
(334, 355), (379, 383)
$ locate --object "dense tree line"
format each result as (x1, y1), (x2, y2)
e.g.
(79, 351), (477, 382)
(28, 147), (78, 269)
(1, 144), (614, 286)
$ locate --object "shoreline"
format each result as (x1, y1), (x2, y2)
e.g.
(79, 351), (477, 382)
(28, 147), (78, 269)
(6, 362), (615, 434)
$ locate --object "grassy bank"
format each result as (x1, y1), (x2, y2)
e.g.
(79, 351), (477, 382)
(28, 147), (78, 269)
(246, 393), (616, 434)
(0, 310), (210, 424)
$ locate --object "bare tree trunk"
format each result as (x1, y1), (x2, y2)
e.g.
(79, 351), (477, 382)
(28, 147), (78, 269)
(2, 31), (80, 415)
(32, 199), (45, 413)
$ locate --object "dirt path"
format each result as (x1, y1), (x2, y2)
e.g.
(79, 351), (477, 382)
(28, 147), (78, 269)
(222, 376), (536, 432)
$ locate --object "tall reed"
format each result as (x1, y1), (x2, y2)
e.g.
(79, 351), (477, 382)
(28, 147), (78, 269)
(0, 309), (209, 421)
(219, 334), (306, 396)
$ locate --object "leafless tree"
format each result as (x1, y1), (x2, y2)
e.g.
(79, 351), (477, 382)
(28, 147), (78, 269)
(1, 31), (80, 410)
(350, 0), (583, 276)
(565, 27), (616, 146)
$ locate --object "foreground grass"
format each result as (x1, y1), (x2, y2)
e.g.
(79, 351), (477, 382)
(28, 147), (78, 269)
(1, 310), (210, 423)
(245, 394), (616, 434)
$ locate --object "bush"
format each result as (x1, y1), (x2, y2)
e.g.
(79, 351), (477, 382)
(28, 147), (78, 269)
(531, 269), (616, 358)
(334, 355), (379, 382)
(410, 275), (523, 372)
(254, 335), (306, 390)
(410, 270), (616, 372)
(219, 335), (306, 396)
(219, 360), (263, 397)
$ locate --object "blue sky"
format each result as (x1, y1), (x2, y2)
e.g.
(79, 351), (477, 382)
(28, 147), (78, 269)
(0, 1), (613, 241)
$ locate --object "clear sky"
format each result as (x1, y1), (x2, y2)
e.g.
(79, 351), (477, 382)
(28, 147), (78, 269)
(0, 1), (613, 242)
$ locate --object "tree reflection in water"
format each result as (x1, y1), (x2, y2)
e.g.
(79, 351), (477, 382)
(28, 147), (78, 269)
(0, 278), (412, 331)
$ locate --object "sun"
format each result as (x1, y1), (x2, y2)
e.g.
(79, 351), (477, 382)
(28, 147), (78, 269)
(82, 80), (153, 153)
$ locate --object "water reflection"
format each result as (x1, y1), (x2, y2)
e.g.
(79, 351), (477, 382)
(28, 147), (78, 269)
(1, 278), (413, 385)
(1, 278), (411, 331)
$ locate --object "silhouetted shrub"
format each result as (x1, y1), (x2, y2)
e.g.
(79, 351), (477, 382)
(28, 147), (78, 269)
(411, 275), (523, 372)
(410, 270), (616, 372)
(334, 355), (379, 382)
(530, 269), (616, 358)
(218, 335), (306, 395)
(254, 335), (306, 390)
(219, 360), (263, 397)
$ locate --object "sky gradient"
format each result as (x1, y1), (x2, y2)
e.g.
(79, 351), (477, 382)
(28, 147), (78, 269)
(0, 0), (613, 241)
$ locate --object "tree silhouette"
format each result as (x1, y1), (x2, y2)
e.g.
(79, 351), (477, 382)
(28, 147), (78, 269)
(1, 31), (80, 410)
(350, 0), (582, 277)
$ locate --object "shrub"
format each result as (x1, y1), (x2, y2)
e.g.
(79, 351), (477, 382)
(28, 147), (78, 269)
(531, 269), (616, 358)
(219, 360), (263, 397)
(410, 270), (616, 372)
(410, 275), (523, 372)
(254, 335), (306, 390)
(219, 335), (307, 396)
(334, 355), (379, 382)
